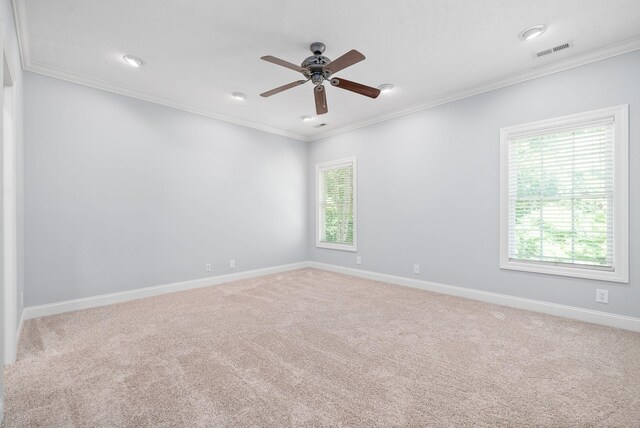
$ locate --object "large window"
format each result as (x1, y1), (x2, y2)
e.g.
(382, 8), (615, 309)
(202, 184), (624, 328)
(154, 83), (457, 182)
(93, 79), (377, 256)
(500, 106), (628, 282)
(316, 157), (357, 251)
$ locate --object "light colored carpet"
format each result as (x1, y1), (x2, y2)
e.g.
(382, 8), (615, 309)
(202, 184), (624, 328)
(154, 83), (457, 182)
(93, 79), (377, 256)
(4, 268), (640, 427)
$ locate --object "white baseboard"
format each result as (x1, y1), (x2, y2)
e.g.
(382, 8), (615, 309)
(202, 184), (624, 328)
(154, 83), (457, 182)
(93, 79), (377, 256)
(21, 260), (640, 333)
(22, 262), (308, 320)
(308, 262), (640, 333)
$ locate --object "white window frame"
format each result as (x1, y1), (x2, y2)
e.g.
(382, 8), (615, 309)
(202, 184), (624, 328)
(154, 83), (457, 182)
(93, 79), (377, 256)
(316, 157), (357, 252)
(499, 105), (629, 283)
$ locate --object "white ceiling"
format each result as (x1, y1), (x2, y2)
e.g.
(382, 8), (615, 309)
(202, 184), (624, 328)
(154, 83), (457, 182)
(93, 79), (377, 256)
(13, 0), (640, 141)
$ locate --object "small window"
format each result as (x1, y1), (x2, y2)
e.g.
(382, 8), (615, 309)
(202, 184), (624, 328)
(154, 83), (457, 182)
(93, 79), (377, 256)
(500, 106), (628, 283)
(316, 157), (357, 251)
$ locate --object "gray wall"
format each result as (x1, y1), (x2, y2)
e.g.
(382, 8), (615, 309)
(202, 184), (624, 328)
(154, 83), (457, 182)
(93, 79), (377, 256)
(24, 72), (308, 306)
(308, 51), (640, 318)
(23, 50), (640, 319)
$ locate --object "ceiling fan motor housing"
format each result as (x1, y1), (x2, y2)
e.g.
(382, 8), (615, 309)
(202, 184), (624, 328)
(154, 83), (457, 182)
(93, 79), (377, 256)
(302, 42), (334, 84)
(301, 54), (332, 83)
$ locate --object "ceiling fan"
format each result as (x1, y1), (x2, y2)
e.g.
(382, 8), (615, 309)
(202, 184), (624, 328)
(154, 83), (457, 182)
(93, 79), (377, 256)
(260, 42), (381, 115)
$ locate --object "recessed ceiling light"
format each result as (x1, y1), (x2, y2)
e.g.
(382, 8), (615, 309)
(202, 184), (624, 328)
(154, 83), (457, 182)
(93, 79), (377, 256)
(519, 25), (547, 41)
(378, 83), (395, 93)
(231, 92), (246, 100)
(301, 115), (313, 122)
(122, 55), (143, 68)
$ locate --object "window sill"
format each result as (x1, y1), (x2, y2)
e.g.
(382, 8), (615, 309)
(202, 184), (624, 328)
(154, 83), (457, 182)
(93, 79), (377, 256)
(500, 259), (628, 284)
(316, 242), (357, 252)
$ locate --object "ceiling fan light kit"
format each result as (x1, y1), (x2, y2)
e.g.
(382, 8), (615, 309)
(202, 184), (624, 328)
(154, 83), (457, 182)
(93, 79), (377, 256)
(260, 42), (381, 115)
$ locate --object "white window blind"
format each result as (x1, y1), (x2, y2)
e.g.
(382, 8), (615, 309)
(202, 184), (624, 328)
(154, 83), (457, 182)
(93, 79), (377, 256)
(500, 105), (632, 284)
(317, 158), (356, 250)
(508, 119), (615, 269)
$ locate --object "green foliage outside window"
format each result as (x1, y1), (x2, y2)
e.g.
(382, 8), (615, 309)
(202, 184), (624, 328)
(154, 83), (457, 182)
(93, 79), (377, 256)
(321, 166), (354, 244)
(511, 127), (611, 267)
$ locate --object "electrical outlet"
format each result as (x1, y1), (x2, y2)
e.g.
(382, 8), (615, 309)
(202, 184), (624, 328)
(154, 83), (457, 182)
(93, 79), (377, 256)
(413, 264), (420, 275)
(230, 259), (236, 269)
(596, 289), (609, 304)
(205, 263), (212, 272)
(20, 291), (24, 307)
(356, 256), (362, 265)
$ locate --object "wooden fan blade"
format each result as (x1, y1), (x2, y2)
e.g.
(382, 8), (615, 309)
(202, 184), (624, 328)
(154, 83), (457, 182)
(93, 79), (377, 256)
(324, 49), (365, 74)
(314, 85), (328, 115)
(330, 78), (381, 99)
(260, 80), (307, 97)
(261, 55), (307, 73)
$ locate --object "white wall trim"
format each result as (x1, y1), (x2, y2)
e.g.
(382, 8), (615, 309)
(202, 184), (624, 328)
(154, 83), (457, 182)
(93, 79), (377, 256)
(310, 36), (640, 142)
(315, 157), (358, 252)
(21, 261), (640, 333)
(9, 0), (640, 144)
(10, 0), (30, 69)
(1, 22), (18, 366)
(24, 62), (308, 142)
(23, 262), (307, 320)
(20, 37), (640, 144)
(499, 105), (629, 283)
(307, 262), (640, 332)
(10, 1), (308, 142)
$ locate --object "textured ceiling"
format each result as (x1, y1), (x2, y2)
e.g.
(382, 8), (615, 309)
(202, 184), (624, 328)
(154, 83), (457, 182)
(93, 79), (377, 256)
(13, 0), (640, 141)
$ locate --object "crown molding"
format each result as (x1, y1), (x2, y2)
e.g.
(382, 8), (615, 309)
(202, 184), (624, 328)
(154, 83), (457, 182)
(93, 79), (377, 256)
(24, 61), (311, 141)
(309, 36), (640, 141)
(11, 0), (312, 142)
(11, 0), (30, 69)
(10, 0), (640, 143)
